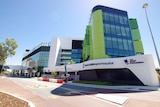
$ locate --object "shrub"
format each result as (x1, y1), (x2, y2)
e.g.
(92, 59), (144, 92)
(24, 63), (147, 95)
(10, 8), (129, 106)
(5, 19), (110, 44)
(51, 71), (57, 78)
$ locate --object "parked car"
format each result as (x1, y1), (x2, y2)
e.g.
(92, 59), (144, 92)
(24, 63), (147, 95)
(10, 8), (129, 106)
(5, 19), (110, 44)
(3, 66), (12, 72)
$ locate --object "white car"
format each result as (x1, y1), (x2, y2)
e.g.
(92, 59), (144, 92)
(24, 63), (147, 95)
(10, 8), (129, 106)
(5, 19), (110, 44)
(4, 66), (12, 72)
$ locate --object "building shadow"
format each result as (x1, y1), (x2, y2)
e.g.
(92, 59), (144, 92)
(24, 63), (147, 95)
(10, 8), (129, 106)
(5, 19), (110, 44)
(50, 83), (156, 97)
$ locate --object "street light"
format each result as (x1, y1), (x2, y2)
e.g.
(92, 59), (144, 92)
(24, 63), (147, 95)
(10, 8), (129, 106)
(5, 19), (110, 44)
(143, 3), (160, 67)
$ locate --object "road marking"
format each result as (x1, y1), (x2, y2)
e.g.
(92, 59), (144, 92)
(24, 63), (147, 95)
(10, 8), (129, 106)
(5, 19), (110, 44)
(49, 95), (59, 99)
(95, 94), (128, 105)
(26, 84), (48, 89)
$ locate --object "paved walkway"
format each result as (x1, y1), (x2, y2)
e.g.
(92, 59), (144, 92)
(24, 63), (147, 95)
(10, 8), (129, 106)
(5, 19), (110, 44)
(0, 77), (48, 107)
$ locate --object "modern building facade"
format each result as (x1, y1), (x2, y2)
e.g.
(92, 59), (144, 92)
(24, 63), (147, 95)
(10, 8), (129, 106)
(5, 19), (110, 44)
(82, 5), (144, 61)
(68, 5), (158, 86)
(20, 5), (159, 86)
(22, 42), (50, 74)
(22, 37), (83, 73)
(45, 37), (83, 72)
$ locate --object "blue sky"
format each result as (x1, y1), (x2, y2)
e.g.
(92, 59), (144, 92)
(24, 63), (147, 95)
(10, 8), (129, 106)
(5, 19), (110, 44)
(0, 0), (160, 67)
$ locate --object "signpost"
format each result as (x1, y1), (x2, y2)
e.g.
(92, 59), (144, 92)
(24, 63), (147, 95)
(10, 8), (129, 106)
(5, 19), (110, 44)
(64, 65), (70, 82)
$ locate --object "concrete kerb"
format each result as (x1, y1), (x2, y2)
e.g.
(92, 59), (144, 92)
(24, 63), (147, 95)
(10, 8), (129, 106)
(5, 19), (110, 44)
(0, 90), (35, 107)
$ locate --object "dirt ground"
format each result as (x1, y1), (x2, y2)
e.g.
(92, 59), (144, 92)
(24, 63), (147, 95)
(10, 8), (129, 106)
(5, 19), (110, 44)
(0, 92), (30, 107)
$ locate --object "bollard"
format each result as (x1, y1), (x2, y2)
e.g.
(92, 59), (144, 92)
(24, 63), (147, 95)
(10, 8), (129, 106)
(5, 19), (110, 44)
(38, 77), (43, 81)
(43, 78), (49, 82)
(57, 79), (64, 83)
(49, 79), (57, 83)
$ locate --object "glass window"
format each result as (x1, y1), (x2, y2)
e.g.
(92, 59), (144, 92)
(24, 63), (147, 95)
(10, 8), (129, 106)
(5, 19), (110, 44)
(112, 38), (118, 49)
(119, 50), (125, 56)
(104, 24), (111, 34)
(128, 40), (133, 51)
(105, 37), (112, 48)
(116, 26), (121, 36)
(111, 25), (116, 35)
(72, 59), (80, 63)
(103, 12), (109, 21)
(123, 39), (128, 50)
(119, 16), (124, 24)
(109, 14), (114, 22)
(123, 16), (128, 25)
(124, 51), (130, 56)
(114, 14), (119, 23)
(72, 49), (77, 53)
(77, 49), (82, 53)
(117, 38), (123, 49)
(103, 24), (106, 33)
(62, 50), (71, 53)
(125, 28), (130, 37)
(121, 27), (126, 36)
(106, 48), (113, 55)
(113, 49), (119, 56)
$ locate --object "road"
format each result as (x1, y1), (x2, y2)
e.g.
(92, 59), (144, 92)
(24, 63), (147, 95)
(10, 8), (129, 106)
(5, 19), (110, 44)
(9, 77), (121, 107)
(9, 77), (160, 107)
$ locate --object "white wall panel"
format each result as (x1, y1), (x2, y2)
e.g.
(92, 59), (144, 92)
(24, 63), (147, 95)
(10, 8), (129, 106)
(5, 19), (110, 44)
(54, 54), (159, 86)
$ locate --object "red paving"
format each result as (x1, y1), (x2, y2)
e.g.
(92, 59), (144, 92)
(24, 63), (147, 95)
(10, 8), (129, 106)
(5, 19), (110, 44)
(0, 78), (48, 107)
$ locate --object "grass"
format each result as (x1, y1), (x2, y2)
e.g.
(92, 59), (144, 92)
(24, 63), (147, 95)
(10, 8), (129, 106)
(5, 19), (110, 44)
(73, 81), (114, 86)
(73, 81), (145, 86)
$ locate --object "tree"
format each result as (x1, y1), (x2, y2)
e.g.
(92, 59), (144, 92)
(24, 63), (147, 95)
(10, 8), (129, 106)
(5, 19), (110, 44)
(0, 38), (18, 73)
(51, 71), (57, 78)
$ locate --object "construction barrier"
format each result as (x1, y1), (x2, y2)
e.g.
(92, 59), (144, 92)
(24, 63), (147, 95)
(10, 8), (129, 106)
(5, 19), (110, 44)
(57, 79), (64, 83)
(43, 78), (49, 82)
(38, 77), (64, 83)
(37, 77), (43, 81)
(49, 79), (57, 83)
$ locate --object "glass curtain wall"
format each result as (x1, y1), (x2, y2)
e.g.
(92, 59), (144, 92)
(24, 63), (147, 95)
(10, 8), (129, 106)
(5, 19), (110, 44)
(103, 9), (135, 58)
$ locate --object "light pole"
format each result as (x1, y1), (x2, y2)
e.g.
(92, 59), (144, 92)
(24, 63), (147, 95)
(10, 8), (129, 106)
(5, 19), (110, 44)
(143, 3), (160, 67)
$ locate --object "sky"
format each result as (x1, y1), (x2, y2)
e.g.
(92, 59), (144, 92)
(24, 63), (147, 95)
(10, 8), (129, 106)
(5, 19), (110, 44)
(0, 0), (160, 67)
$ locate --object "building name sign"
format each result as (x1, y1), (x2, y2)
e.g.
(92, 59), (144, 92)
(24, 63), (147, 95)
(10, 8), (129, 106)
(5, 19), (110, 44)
(83, 62), (114, 68)
(124, 59), (144, 65)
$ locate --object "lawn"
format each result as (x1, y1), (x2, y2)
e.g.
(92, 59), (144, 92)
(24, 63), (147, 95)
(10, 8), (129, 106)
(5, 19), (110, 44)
(73, 81), (115, 86)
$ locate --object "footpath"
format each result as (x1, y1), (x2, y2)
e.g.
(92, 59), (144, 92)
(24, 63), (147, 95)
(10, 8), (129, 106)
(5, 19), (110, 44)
(0, 77), (48, 107)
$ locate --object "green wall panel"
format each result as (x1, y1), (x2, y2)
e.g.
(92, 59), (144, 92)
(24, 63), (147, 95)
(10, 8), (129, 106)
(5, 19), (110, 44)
(92, 10), (105, 59)
(130, 19), (138, 29)
(131, 29), (141, 40)
(82, 38), (86, 61)
(88, 26), (93, 60)
(82, 25), (93, 61)
(134, 41), (144, 54)
(130, 18), (144, 55)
